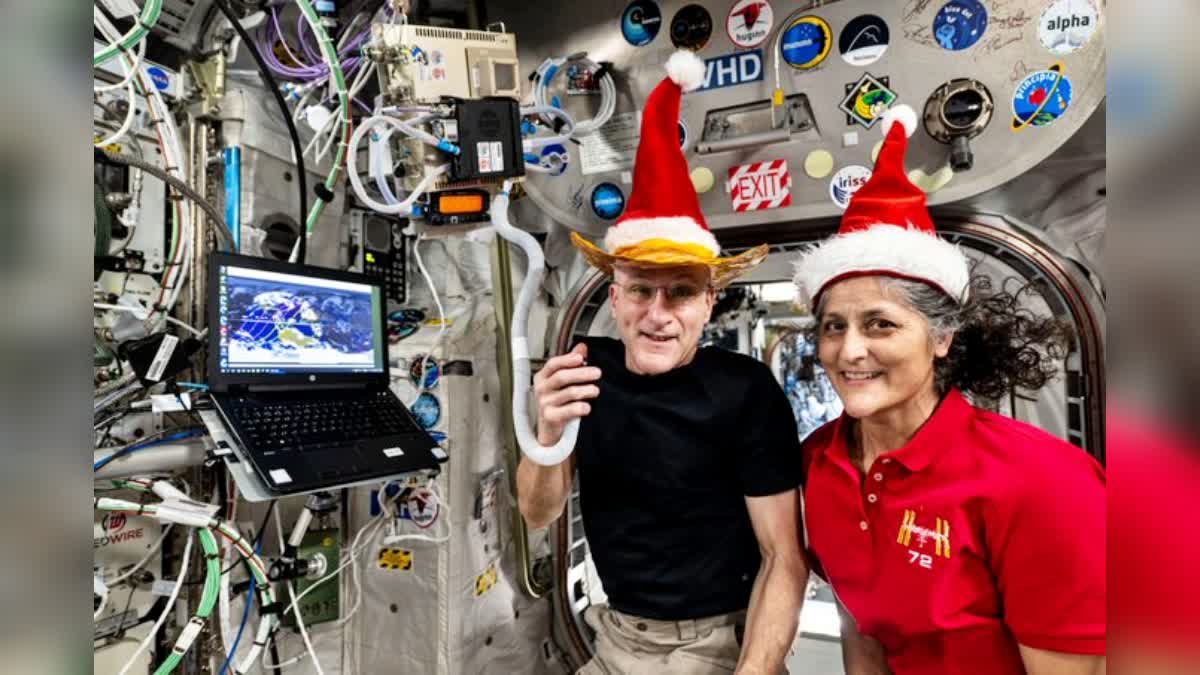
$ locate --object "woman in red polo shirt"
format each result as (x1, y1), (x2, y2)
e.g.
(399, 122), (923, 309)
(791, 106), (1105, 675)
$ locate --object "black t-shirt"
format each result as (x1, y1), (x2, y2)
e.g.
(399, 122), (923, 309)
(575, 337), (802, 620)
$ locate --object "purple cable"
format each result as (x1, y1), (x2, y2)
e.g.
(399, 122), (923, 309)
(260, 5), (372, 83)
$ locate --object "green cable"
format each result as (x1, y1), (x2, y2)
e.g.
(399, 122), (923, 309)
(93, 0), (164, 68)
(293, 0), (352, 240)
(152, 527), (221, 675)
(93, 500), (278, 673)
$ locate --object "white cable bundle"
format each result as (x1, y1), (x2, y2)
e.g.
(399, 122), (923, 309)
(532, 54), (616, 137)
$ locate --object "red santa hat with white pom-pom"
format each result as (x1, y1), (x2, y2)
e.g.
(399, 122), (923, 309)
(792, 104), (970, 309)
(571, 50), (768, 288)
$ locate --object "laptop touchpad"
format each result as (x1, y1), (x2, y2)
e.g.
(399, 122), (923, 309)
(308, 445), (365, 474)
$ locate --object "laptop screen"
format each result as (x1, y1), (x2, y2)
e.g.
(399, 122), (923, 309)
(215, 260), (386, 377)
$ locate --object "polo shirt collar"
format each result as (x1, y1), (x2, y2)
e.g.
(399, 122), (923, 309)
(823, 388), (972, 473)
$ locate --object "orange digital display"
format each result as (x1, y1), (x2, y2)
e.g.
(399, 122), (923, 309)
(436, 193), (485, 214)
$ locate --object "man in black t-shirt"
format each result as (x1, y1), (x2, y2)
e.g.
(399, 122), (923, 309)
(516, 263), (807, 675)
(517, 49), (807, 675)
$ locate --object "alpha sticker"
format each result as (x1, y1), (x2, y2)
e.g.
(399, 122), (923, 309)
(726, 0), (773, 49)
(780, 16), (832, 70)
(622, 0), (662, 47)
(412, 392), (442, 429)
(409, 356), (440, 390)
(1011, 63), (1072, 131)
(670, 4), (714, 51)
(840, 73), (897, 129)
(932, 0), (988, 51)
(728, 160), (793, 211)
(694, 49), (764, 93)
(591, 183), (626, 219)
(839, 15), (890, 66)
(1039, 0), (1098, 55)
(829, 165), (872, 209)
(378, 547), (413, 571)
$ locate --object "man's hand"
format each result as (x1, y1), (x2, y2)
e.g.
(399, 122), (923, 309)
(533, 342), (602, 445)
(517, 343), (602, 530)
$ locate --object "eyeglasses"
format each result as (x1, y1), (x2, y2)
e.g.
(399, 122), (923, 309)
(613, 281), (709, 307)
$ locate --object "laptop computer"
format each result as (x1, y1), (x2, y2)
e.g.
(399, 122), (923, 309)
(207, 251), (446, 495)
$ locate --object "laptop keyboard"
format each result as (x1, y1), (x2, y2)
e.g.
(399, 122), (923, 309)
(230, 391), (421, 453)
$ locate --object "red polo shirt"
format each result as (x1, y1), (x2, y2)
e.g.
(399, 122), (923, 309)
(800, 389), (1105, 674)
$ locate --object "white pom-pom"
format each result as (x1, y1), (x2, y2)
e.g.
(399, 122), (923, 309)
(879, 104), (918, 138)
(665, 50), (706, 93)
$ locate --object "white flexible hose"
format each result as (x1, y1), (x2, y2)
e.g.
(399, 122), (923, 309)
(532, 55), (616, 137)
(489, 182), (579, 466)
(117, 529), (193, 675)
(347, 114), (449, 214)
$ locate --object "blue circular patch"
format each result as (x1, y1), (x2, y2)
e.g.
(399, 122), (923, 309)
(621, 0), (662, 47)
(1011, 67), (1073, 129)
(412, 392), (441, 429)
(780, 16), (832, 70)
(932, 0), (988, 51)
(669, 4), (713, 51)
(678, 120), (688, 150)
(409, 356), (440, 390)
(591, 183), (626, 220)
(146, 66), (171, 91)
(539, 143), (569, 176)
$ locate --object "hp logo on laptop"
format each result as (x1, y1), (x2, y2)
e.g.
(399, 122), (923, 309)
(309, 375), (316, 382)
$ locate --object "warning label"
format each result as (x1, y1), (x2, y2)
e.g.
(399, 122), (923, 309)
(579, 111), (641, 176)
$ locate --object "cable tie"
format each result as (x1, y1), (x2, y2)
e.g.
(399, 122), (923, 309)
(314, 184), (335, 203)
(259, 601), (285, 616)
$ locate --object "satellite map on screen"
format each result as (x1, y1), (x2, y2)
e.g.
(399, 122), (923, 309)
(224, 277), (376, 368)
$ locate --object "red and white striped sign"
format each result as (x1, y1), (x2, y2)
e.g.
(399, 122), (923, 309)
(728, 160), (793, 211)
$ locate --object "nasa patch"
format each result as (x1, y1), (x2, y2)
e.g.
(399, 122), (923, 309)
(932, 0), (988, 51)
(621, 0), (662, 47)
(780, 16), (832, 70)
(1011, 63), (1072, 131)
(829, 165), (872, 210)
(726, 0), (773, 49)
(670, 4), (714, 51)
(146, 66), (171, 91)
(840, 73), (897, 129)
(591, 183), (626, 219)
(839, 15), (890, 67)
(1039, 0), (1098, 55)
(412, 392), (441, 429)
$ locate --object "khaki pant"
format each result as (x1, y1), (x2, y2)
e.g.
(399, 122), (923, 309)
(576, 604), (745, 675)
